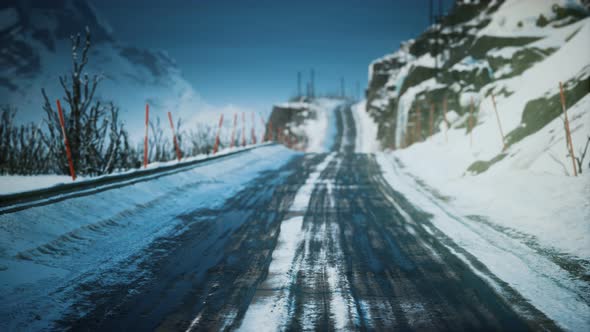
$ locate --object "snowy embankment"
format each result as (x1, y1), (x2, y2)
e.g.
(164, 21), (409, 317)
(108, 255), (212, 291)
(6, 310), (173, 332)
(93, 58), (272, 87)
(0, 144), (297, 331)
(0, 144), (261, 196)
(352, 99), (590, 330)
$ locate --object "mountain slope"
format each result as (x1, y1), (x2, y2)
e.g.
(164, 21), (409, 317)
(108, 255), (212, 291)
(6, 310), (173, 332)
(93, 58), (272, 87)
(366, 0), (589, 176)
(0, 0), (206, 138)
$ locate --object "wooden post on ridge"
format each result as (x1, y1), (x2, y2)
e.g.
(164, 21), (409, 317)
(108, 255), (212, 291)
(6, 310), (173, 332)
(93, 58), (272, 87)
(490, 93), (507, 151)
(559, 81), (577, 176)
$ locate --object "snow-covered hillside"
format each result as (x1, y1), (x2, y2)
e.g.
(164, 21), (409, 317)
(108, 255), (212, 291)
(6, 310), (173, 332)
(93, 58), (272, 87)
(0, 0), (214, 138)
(366, 0), (589, 176)
(360, 0), (590, 273)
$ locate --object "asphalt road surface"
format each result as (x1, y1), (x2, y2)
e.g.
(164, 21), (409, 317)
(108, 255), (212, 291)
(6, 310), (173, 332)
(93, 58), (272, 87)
(58, 104), (558, 331)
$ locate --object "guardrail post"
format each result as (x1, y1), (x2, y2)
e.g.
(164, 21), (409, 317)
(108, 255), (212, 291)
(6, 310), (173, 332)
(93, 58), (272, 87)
(56, 99), (76, 181)
(490, 93), (506, 151)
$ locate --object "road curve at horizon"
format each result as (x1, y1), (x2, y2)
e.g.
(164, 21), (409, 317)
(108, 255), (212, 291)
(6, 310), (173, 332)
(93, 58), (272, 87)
(57, 103), (559, 331)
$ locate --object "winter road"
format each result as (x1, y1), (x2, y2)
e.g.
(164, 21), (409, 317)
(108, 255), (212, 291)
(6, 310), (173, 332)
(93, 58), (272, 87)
(49, 105), (558, 331)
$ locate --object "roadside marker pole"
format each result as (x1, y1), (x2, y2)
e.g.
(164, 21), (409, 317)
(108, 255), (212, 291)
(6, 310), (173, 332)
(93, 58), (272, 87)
(241, 112), (246, 147)
(144, 103), (149, 168)
(469, 97), (474, 148)
(443, 96), (448, 144)
(429, 103), (434, 139)
(230, 113), (237, 149)
(559, 81), (577, 176)
(213, 113), (224, 154)
(56, 99), (76, 181)
(168, 111), (182, 161)
(490, 93), (507, 151)
(251, 112), (257, 145)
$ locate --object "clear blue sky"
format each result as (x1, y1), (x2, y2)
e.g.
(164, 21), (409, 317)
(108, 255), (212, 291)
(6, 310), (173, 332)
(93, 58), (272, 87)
(94, 0), (454, 112)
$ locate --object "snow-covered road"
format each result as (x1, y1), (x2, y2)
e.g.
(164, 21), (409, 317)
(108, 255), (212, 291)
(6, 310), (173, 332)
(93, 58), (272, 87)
(1, 103), (588, 331)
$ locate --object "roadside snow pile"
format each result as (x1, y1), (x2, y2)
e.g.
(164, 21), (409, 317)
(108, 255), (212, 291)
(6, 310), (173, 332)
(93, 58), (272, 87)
(351, 100), (380, 153)
(0, 144), (297, 331)
(0, 144), (263, 196)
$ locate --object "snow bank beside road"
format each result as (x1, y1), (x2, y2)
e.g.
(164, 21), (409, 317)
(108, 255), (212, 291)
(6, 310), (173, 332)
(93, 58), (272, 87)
(351, 100), (380, 153)
(376, 153), (590, 331)
(0, 144), (297, 331)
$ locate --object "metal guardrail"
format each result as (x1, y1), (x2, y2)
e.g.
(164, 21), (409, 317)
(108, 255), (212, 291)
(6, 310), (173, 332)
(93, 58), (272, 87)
(0, 143), (275, 215)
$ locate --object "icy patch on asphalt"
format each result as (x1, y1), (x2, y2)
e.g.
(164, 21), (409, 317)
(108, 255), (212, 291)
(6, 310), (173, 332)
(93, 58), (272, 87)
(290, 153), (336, 211)
(240, 153), (358, 331)
(376, 153), (590, 331)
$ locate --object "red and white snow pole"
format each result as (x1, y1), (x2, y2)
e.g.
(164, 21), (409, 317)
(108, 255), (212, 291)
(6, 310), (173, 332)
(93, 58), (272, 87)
(230, 113), (237, 149)
(213, 113), (224, 155)
(168, 111), (182, 161)
(144, 103), (149, 168)
(251, 112), (257, 145)
(56, 99), (76, 181)
(241, 112), (246, 147)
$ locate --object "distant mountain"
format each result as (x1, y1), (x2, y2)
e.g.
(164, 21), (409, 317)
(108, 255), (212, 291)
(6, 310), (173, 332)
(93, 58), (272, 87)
(0, 0), (204, 138)
(365, 0), (589, 174)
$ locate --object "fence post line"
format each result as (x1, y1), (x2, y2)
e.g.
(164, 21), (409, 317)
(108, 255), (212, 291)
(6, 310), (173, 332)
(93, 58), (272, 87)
(559, 81), (577, 176)
(490, 93), (507, 151)
(144, 103), (149, 168)
(213, 113), (224, 155)
(241, 112), (246, 147)
(56, 99), (76, 181)
(251, 112), (257, 145)
(230, 113), (237, 149)
(167, 111), (182, 161)
(469, 97), (474, 148)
